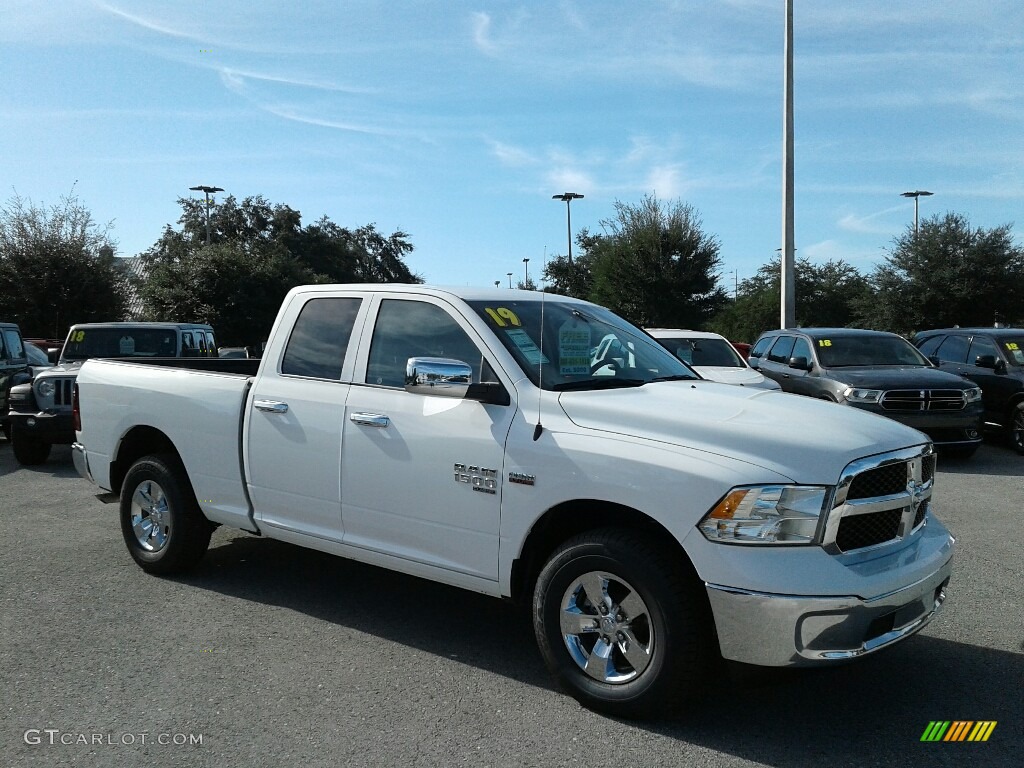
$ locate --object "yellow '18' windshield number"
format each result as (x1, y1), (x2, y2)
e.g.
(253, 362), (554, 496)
(818, 339), (832, 347)
(72, 331), (85, 343)
(484, 307), (521, 327)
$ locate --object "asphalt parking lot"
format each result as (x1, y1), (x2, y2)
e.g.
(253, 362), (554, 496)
(1, 436), (1021, 768)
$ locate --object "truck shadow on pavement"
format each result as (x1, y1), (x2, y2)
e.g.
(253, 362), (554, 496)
(182, 532), (1021, 766)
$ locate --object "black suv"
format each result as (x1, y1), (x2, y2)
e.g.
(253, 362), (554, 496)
(1, 322), (31, 440)
(914, 328), (1024, 454)
(749, 328), (984, 456)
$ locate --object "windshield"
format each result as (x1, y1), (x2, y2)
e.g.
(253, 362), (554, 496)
(816, 334), (930, 367)
(61, 328), (179, 361)
(1001, 338), (1024, 366)
(656, 336), (745, 368)
(466, 298), (699, 391)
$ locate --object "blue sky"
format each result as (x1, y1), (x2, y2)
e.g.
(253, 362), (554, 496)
(3, 1), (1022, 292)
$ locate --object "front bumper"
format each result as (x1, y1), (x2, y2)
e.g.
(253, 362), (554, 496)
(7, 409), (74, 445)
(706, 550), (953, 666)
(848, 402), (983, 447)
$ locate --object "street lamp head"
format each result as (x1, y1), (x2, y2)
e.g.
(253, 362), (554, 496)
(901, 190), (933, 198)
(552, 192), (584, 202)
(189, 185), (224, 194)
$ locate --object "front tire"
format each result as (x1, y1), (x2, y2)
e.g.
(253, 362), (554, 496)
(1009, 402), (1024, 455)
(120, 454), (212, 575)
(533, 528), (716, 718)
(11, 423), (51, 465)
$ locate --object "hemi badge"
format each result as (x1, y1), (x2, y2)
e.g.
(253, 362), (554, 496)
(509, 472), (535, 486)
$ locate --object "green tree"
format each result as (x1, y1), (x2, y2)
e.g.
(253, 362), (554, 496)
(858, 213), (1024, 334)
(0, 192), (128, 338)
(544, 195), (728, 328)
(139, 196), (421, 345)
(711, 256), (871, 342)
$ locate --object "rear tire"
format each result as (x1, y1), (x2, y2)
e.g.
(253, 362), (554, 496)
(120, 454), (212, 575)
(11, 423), (51, 465)
(533, 528), (716, 718)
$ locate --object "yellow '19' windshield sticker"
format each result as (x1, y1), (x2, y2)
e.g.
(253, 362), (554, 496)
(483, 307), (521, 327)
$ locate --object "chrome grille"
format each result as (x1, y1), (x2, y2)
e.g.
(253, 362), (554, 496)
(880, 389), (965, 412)
(824, 445), (934, 554)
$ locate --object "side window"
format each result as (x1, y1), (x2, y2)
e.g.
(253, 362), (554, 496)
(366, 300), (493, 388)
(968, 335), (999, 365)
(205, 332), (216, 354)
(934, 335), (969, 364)
(181, 332), (195, 357)
(282, 297), (362, 380)
(749, 336), (772, 359)
(916, 335), (943, 358)
(2, 329), (25, 360)
(791, 337), (813, 365)
(767, 335), (796, 364)
(197, 334), (208, 355)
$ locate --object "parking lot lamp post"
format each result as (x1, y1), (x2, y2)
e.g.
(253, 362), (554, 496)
(189, 185), (224, 245)
(523, 258), (530, 288)
(901, 190), (933, 235)
(507, 272), (513, 288)
(552, 193), (584, 265)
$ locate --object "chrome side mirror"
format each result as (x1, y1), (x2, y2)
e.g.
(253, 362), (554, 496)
(405, 357), (472, 398)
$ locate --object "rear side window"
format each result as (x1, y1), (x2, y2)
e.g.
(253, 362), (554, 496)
(282, 297), (362, 380)
(749, 336), (772, 358)
(916, 335), (943, 357)
(935, 335), (969, 364)
(767, 336), (796, 363)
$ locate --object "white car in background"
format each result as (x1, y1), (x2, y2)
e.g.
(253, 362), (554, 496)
(647, 328), (781, 390)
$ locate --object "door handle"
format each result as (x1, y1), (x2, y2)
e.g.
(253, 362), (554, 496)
(349, 412), (390, 428)
(254, 399), (289, 414)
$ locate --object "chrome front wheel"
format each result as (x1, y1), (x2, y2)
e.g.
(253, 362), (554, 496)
(560, 571), (654, 684)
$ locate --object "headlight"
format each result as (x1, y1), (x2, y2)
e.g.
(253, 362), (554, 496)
(964, 387), (982, 403)
(698, 485), (830, 545)
(36, 380), (55, 397)
(843, 387), (882, 404)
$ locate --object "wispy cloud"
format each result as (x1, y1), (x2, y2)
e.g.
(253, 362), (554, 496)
(471, 12), (498, 56)
(838, 205), (906, 235)
(94, 1), (199, 41)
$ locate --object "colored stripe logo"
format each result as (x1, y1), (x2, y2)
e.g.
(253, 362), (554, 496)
(921, 721), (997, 742)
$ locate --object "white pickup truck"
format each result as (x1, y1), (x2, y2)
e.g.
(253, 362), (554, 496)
(72, 284), (954, 717)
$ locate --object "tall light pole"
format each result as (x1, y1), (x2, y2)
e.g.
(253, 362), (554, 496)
(189, 184), (223, 245)
(494, 280), (501, 288)
(523, 258), (530, 288)
(901, 190), (933, 235)
(780, 0), (796, 329)
(552, 192), (584, 264)
(507, 272), (513, 288)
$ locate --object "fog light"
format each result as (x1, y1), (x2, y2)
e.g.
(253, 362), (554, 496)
(27, 417), (36, 427)
(966, 429), (979, 439)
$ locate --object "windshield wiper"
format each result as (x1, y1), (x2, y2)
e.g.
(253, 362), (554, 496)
(650, 375), (696, 383)
(552, 378), (646, 391)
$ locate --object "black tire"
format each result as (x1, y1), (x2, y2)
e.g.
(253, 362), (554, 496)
(1, 422), (10, 441)
(1009, 402), (1024, 456)
(11, 423), (51, 465)
(120, 454), (212, 575)
(533, 528), (716, 718)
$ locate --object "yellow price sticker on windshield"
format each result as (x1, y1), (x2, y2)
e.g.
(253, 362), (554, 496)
(818, 339), (832, 347)
(1006, 342), (1019, 351)
(72, 331), (85, 342)
(484, 307), (521, 327)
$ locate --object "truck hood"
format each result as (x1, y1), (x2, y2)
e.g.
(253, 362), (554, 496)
(822, 366), (973, 389)
(557, 381), (927, 484)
